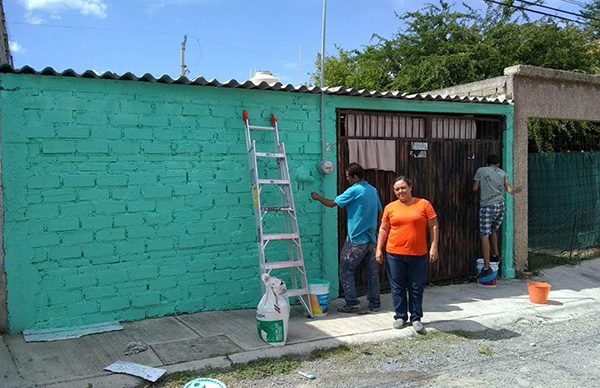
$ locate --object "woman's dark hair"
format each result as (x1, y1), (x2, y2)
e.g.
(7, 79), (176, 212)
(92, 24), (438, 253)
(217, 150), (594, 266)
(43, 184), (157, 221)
(487, 154), (501, 165)
(394, 175), (412, 187)
(346, 163), (365, 179)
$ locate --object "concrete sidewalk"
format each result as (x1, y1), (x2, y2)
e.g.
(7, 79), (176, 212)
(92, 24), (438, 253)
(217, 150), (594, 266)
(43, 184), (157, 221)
(3, 258), (600, 388)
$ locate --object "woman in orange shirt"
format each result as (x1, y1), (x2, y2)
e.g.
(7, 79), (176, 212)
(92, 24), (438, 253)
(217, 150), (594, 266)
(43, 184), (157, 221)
(376, 176), (439, 334)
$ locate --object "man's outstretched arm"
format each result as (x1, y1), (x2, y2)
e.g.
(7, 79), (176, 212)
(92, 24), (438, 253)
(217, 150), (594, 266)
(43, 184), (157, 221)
(504, 176), (522, 194)
(311, 192), (337, 208)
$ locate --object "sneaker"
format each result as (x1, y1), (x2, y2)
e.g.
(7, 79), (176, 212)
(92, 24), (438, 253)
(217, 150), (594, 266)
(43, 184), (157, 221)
(412, 320), (426, 334)
(337, 304), (360, 313)
(492, 255), (502, 276)
(477, 266), (493, 279)
(393, 319), (407, 329)
(368, 306), (381, 312)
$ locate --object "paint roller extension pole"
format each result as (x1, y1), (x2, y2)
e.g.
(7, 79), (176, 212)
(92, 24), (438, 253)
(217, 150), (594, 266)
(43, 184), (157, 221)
(319, 0), (327, 280)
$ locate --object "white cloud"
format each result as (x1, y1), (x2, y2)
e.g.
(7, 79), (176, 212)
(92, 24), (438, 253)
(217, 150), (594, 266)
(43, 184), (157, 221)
(50, 14), (62, 19)
(138, 0), (219, 13)
(19, 0), (107, 18)
(9, 41), (26, 54)
(25, 12), (45, 24)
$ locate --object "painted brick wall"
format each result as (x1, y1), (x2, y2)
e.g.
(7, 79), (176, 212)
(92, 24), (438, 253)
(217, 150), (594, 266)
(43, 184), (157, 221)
(0, 73), (514, 333)
(0, 74), (329, 332)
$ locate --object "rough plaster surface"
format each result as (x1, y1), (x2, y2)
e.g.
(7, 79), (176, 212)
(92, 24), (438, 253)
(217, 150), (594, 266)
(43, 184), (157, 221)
(0, 73), (512, 332)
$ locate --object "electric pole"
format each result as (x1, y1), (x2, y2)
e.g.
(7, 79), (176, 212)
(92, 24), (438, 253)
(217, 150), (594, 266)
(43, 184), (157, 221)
(0, 0), (12, 65)
(180, 34), (187, 78)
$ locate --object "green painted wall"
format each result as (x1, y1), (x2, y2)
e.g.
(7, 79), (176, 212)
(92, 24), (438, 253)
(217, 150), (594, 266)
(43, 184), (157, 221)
(0, 73), (514, 332)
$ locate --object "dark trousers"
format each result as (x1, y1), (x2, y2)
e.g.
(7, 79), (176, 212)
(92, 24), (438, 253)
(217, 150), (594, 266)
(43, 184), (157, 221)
(386, 253), (428, 322)
(339, 241), (380, 308)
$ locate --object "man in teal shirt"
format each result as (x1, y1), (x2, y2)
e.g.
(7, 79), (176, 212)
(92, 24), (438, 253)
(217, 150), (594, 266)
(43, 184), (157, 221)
(311, 163), (382, 312)
(473, 154), (521, 278)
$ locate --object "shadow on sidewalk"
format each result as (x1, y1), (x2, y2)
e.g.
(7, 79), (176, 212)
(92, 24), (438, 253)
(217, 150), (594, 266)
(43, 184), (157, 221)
(430, 319), (521, 341)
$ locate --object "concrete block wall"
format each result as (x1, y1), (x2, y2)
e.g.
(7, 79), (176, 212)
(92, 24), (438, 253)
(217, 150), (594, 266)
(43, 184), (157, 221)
(0, 73), (327, 332)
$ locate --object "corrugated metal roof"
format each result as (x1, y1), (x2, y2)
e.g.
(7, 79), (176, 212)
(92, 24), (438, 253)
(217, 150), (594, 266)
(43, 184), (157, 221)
(0, 64), (510, 105)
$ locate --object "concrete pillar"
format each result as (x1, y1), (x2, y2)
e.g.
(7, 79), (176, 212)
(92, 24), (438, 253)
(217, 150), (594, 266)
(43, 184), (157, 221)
(511, 109), (530, 271)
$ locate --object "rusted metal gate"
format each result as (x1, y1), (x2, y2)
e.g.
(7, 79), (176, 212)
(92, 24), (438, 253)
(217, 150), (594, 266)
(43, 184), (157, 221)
(337, 109), (503, 292)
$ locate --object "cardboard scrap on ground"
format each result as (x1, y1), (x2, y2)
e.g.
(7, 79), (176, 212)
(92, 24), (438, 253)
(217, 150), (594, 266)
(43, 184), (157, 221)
(104, 360), (166, 383)
(23, 322), (124, 342)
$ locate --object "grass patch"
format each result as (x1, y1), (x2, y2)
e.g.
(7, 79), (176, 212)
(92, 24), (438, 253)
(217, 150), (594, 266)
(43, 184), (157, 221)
(310, 344), (367, 363)
(423, 331), (461, 342)
(311, 332), (462, 361)
(478, 345), (493, 356)
(145, 356), (302, 388)
(147, 334), (464, 388)
(449, 330), (485, 340)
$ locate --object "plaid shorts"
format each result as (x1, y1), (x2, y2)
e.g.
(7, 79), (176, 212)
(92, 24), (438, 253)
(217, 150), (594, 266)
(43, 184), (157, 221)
(479, 201), (505, 236)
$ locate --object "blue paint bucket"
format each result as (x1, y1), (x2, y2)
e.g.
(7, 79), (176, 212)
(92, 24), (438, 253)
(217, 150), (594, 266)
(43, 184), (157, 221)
(476, 259), (499, 287)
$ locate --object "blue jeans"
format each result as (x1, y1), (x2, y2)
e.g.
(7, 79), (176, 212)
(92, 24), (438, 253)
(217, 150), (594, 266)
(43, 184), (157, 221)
(339, 241), (380, 308)
(386, 253), (428, 322)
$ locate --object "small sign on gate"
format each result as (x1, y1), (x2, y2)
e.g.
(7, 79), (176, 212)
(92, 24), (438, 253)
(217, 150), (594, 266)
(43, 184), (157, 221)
(411, 142), (429, 151)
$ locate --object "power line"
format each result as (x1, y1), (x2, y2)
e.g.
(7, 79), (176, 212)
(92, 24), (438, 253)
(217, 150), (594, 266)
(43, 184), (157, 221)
(483, 0), (587, 24)
(7, 21), (316, 68)
(515, 0), (600, 22)
(190, 37), (203, 69)
(556, 0), (587, 7)
(186, 33), (315, 68)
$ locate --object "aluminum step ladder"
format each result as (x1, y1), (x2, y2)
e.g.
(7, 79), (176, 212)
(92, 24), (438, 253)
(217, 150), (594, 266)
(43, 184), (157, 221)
(242, 110), (313, 318)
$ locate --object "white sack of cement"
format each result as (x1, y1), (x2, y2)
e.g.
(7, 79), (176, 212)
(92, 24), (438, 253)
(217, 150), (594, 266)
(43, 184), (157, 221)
(256, 273), (290, 347)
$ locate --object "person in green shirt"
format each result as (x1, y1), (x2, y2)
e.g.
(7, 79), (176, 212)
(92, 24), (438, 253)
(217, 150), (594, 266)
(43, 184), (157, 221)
(473, 155), (521, 278)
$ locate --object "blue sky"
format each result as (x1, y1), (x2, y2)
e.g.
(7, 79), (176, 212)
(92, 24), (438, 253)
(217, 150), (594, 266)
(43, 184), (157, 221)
(4, 0), (583, 84)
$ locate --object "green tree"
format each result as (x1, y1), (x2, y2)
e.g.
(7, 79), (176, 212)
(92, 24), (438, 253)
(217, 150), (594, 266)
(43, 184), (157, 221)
(311, 1), (600, 153)
(312, 0), (600, 93)
(528, 118), (600, 153)
(581, 0), (600, 40)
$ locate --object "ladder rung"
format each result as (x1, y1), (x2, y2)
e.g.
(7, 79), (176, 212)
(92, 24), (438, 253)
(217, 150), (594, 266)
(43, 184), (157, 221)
(248, 125), (275, 131)
(255, 152), (285, 158)
(257, 179), (290, 185)
(261, 206), (294, 212)
(264, 261), (305, 270)
(286, 288), (309, 297)
(262, 233), (299, 241)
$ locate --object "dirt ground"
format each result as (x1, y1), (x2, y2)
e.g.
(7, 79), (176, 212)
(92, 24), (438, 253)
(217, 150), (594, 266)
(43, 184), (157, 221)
(153, 310), (600, 388)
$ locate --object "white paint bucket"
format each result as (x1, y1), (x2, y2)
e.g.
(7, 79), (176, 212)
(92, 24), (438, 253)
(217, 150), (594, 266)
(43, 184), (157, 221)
(308, 279), (330, 317)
